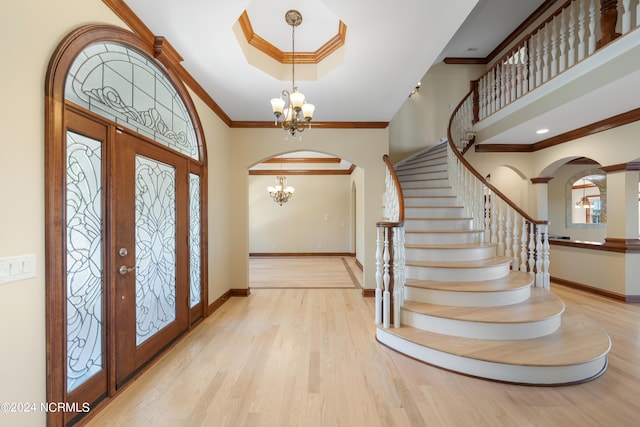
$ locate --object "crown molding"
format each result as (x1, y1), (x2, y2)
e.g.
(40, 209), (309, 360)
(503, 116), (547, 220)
(263, 157), (341, 164)
(237, 10), (347, 65)
(230, 121), (388, 129)
(249, 165), (355, 176)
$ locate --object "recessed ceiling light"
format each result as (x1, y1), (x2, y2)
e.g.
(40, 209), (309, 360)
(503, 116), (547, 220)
(467, 47), (478, 51)
(536, 128), (549, 134)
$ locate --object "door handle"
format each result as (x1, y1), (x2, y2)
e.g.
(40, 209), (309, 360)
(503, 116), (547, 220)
(118, 265), (136, 275)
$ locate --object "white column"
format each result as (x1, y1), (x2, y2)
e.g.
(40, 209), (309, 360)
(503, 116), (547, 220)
(603, 164), (640, 248)
(530, 177), (553, 220)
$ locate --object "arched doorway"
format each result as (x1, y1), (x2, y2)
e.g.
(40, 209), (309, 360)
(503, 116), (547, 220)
(45, 25), (207, 426)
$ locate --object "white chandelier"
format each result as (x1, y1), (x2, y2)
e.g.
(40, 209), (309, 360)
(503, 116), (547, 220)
(267, 175), (295, 205)
(270, 10), (315, 139)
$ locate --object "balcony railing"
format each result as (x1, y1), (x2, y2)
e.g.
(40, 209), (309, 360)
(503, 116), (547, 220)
(476, 0), (640, 123)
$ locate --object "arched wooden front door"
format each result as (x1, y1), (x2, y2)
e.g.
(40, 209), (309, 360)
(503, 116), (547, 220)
(45, 26), (207, 426)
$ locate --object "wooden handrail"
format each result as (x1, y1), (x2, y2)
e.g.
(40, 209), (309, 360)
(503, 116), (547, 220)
(382, 154), (405, 225)
(447, 91), (548, 226)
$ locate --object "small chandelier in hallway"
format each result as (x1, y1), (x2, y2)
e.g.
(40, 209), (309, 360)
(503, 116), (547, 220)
(575, 179), (595, 209)
(270, 10), (315, 140)
(267, 175), (295, 205)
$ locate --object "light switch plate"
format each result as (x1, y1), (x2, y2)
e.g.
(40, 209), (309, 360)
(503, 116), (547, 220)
(0, 254), (36, 285)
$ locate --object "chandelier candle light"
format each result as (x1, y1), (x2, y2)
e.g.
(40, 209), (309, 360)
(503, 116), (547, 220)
(270, 10), (315, 139)
(268, 175), (295, 206)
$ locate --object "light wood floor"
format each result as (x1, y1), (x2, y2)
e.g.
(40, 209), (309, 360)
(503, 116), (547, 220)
(86, 257), (640, 427)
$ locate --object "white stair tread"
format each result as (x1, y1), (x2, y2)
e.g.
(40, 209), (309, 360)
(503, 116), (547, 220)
(402, 287), (565, 323)
(405, 271), (533, 292)
(379, 309), (610, 367)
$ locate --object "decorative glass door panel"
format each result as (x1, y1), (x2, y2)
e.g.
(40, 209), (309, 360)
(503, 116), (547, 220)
(66, 130), (104, 393)
(135, 156), (177, 345)
(189, 173), (201, 309)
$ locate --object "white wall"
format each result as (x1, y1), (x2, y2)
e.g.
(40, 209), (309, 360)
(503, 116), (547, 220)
(351, 167), (366, 263)
(249, 174), (352, 253)
(0, 2), (232, 425)
(389, 62), (485, 163)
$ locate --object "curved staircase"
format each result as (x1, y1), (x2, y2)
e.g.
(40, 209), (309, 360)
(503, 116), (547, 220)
(376, 143), (611, 385)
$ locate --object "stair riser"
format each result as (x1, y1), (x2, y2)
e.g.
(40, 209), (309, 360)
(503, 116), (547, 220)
(405, 245), (496, 261)
(401, 310), (561, 340)
(400, 178), (450, 188)
(404, 196), (458, 207)
(403, 187), (455, 197)
(406, 264), (510, 281)
(397, 157), (447, 170)
(404, 285), (531, 307)
(376, 328), (608, 385)
(404, 231), (482, 245)
(404, 218), (473, 231)
(397, 164), (447, 175)
(398, 171), (448, 180)
(405, 207), (465, 217)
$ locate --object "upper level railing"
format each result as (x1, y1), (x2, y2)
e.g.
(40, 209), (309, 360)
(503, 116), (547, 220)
(477, 0), (640, 122)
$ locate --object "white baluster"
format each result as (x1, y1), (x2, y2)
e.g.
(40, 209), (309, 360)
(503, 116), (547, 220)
(500, 62), (506, 109)
(535, 31), (543, 88)
(512, 211), (520, 270)
(543, 224), (551, 289)
(542, 25), (550, 82)
(511, 52), (518, 102)
(588, 0), (596, 55)
(394, 227), (406, 322)
(505, 204), (513, 261)
(578, 0), (587, 61)
(535, 225), (543, 287)
(476, 179), (484, 231)
(521, 44), (529, 95)
(622, 0), (632, 34)
(484, 189), (492, 243)
(528, 222), (536, 278)
(497, 198), (505, 256)
(558, 8), (567, 73)
(478, 74), (487, 120)
(383, 227), (390, 328)
(489, 69), (495, 115)
(490, 193), (498, 245)
(392, 227), (401, 328)
(568, 1), (577, 67)
(375, 226), (383, 325)
(520, 218), (528, 272)
(550, 18), (558, 78)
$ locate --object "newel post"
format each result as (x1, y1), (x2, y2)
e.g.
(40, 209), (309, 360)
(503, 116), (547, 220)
(597, 0), (621, 48)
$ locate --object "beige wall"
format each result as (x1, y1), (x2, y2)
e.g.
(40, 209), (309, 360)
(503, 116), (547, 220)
(230, 127), (388, 292)
(0, 2), (233, 425)
(249, 174), (353, 253)
(389, 62), (485, 163)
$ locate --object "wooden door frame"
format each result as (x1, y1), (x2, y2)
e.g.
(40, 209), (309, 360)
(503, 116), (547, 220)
(45, 25), (208, 426)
